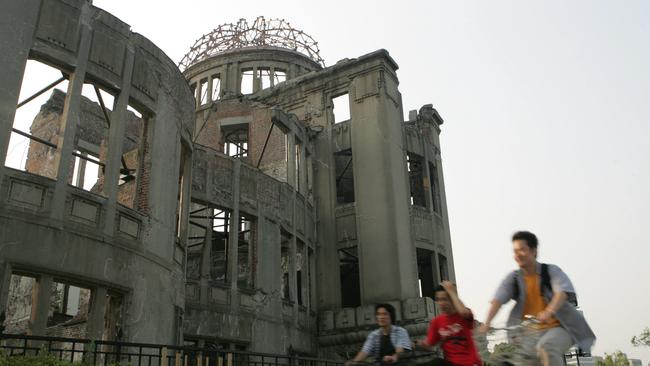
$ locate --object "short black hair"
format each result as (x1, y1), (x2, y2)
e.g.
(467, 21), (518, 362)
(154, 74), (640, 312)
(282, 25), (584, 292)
(512, 231), (538, 249)
(375, 303), (396, 323)
(433, 285), (446, 295)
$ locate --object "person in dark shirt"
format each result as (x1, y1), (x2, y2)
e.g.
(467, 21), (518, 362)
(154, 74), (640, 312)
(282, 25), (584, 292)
(346, 303), (411, 365)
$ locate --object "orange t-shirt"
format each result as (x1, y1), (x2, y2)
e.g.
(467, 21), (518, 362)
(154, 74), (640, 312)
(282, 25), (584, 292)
(522, 273), (560, 329)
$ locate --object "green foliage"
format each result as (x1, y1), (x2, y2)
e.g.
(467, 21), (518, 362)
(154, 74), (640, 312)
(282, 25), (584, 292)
(631, 327), (650, 347)
(491, 342), (516, 355)
(595, 350), (629, 366)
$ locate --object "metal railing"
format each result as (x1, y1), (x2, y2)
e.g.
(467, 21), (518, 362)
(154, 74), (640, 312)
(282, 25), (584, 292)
(0, 334), (343, 366)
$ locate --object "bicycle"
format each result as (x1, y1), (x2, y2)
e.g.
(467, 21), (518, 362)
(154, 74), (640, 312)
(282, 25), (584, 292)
(486, 315), (547, 366)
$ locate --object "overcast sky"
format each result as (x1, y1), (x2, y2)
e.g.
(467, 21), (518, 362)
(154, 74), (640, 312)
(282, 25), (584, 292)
(23, 0), (650, 362)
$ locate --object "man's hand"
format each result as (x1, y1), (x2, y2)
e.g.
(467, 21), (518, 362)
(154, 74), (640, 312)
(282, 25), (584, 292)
(441, 281), (457, 294)
(382, 355), (398, 363)
(478, 323), (491, 334)
(537, 309), (554, 324)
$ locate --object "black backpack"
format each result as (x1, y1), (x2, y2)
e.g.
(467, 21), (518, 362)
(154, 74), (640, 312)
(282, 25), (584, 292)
(513, 263), (578, 307)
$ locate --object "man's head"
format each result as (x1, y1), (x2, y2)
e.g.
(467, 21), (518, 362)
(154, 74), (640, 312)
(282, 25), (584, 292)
(512, 231), (538, 269)
(433, 285), (454, 314)
(375, 303), (396, 327)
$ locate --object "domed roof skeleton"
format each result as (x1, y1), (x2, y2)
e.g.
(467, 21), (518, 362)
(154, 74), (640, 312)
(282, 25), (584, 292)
(179, 17), (325, 70)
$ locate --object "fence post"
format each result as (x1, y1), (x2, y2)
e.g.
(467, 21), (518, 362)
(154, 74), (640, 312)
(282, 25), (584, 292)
(161, 347), (168, 366)
(227, 352), (233, 366)
(175, 351), (181, 366)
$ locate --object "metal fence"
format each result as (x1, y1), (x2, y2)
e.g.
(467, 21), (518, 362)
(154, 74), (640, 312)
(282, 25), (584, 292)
(0, 334), (343, 366)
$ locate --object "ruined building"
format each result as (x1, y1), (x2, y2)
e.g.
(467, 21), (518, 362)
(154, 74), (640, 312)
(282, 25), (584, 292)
(0, 0), (456, 358)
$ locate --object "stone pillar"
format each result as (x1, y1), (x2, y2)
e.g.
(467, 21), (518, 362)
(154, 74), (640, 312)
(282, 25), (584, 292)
(103, 45), (135, 236)
(434, 156), (456, 281)
(228, 159), (241, 310)
(0, 0), (40, 182)
(86, 287), (108, 339)
(349, 70), (418, 303)
(29, 275), (53, 335)
(314, 103), (341, 308)
(207, 76), (213, 103)
(51, 3), (93, 222)
(270, 67), (275, 88)
(229, 62), (240, 96)
(252, 66), (259, 94)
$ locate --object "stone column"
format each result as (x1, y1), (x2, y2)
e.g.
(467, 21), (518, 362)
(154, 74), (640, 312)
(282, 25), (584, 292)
(86, 287), (108, 339)
(28, 275), (53, 335)
(51, 3), (93, 222)
(103, 44), (135, 236)
(349, 69), (418, 302)
(0, 0), (40, 182)
(228, 159), (241, 311)
(314, 99), (341, 308)
(207, 76), (213, 103)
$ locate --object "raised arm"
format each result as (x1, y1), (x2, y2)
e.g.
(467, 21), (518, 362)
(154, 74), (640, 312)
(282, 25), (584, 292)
(441, 281), (471, 319)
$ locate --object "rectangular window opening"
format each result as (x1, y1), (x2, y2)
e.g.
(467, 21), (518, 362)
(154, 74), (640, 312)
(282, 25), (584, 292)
(47, 281), (91, 337)
(273, 70), (287, 85)
(332, 93), (350, 124)
(211, 207), (231, 283)
(281, 233), (291, 302)
(240, 69), (254, 95)
(237, 215), (255, 289)
(199, 78), (209, 105)
(222, 125), (249, 158)
(211, 74), (221, 101)
(295, 140), (302, 191)
(408, 153), (426, 207)
(429, 162), (441, 213)
(102, 291), (124, 341)
(257, 68), (272, 90)
(187, 201), (210, 281)
(117, 103), (147, 209)
(339, 247), (361, 307)
(334, 149), (355, 204)
(417, 248), (435, 298)
(438, 253), (449, 282)
(306, 153), (313, 199)
(296, 241), (305, 306)
(3, 274), (36, 334)
(5, 59), (70, 179)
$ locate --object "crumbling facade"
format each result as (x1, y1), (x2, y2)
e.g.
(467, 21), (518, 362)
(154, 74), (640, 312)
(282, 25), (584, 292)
(1, 1), (456, 358)
(0, 0), (194, 345)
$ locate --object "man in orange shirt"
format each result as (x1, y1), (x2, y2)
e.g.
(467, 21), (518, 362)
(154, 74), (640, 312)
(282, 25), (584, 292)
(480, 231), (595, 366)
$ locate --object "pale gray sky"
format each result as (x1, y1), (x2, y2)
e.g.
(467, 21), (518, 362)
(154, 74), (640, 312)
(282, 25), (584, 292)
(28, 0), (650, 362)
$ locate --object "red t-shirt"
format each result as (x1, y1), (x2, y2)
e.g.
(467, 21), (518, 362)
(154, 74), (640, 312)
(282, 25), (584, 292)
(426, 311), (482, 366)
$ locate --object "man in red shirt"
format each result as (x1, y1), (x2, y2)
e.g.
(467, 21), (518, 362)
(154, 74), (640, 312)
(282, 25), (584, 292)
(418, 281), (482, 366)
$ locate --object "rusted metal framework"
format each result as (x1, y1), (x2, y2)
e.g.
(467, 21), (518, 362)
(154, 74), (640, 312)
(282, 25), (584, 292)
(179, 17), (325, 70)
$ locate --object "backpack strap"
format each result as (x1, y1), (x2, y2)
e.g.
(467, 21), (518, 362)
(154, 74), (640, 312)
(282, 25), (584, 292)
(540, 263), (552, 294)
(541, 263), (579, 307)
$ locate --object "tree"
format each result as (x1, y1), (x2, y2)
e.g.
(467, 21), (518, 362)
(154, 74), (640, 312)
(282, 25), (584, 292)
(596, 350), (629, 366)
(631, 327), (650, 347)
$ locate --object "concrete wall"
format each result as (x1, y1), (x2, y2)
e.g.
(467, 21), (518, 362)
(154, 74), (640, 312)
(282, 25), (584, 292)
(0, 0), (194, 345)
